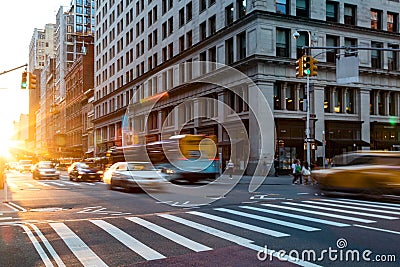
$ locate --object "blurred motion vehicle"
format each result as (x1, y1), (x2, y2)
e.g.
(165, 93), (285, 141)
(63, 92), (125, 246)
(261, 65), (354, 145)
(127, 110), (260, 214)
(32, 162), (60, 180)
(18, 159), (33, 173)
(104, 162), (166, 191)
(68, 162), (103, 182)
(106, 134), (220, 183)
(312, 151), (400, 196)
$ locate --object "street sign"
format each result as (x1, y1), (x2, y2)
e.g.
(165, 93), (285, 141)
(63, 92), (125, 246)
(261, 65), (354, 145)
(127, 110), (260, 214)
(336, 55), (359, 84)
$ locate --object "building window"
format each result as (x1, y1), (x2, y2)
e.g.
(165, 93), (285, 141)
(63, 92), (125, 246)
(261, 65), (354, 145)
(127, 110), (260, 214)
(276, 0), (289, 15)
(179, 35), (185, 52)
(225, 4), (234, 26)
(326, 35), (339, 63)
(387, 12), (398, 32)
(168, 17), (173, 36)
(295, 31), (308, 59)
(186, 2), (193, 22)
(199, 21), (207, 41)
(371, 42), (383, 69)
(345, 89), (355, 114)
(389, 92), (396, 116)
(298, 85), (306, 111)
(225, 38), (234, 65)
(200, 51), (206, 74)
(333, 88), (343, 113)
(326, 1), (338, 22)
(186, 30), (193, 47)
(324, 88), (331, 113)
(388, 44), (399, 71)
(378, 91), (385, 116)
(276, 28), (289, 57)
(296, 0), (309, 18)
(199, 0), (207, 13)
(209, 15), (216, 35)
(179, 8), (185, 28)
(209, 46), (216, 71)
(285, 85), (295, 111)
(237, 0), (246, 19)
(274, 83), (282, 110)
(344, 37), (357, 56)
(344, 4), (356, 26)
(237, 31), (246, 60)
(371, 9), (382, 30)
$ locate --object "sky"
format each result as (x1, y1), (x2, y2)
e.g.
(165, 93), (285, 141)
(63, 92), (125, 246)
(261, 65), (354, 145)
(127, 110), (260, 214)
(0, 1), (70, 142)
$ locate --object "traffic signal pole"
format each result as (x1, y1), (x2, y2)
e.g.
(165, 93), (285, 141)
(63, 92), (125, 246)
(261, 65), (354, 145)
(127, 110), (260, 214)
(0, 64), (28, 76)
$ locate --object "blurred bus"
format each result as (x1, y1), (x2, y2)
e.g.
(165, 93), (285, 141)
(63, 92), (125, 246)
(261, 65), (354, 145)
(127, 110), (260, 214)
(107, 134), (220, 182)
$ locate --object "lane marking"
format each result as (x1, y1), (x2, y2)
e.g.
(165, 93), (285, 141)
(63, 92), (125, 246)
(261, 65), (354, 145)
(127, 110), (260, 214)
(127, 217), (212, 252)
(214, 208), (320, 232)
(261, 204), (376, 223)
(187, 211), (289, 237)
(303, 200), (400, 215)
(50, 222), (108, 267)
(159, 214), (321, 267)
(240, 206), (350, 227)
(24, 183), (34, 187)
(320, 199), (400, 211)
(7, 202), (27, 212)
(17, 224), (54, 267)
(339, 198), (400, 208)
(45, 182), (66, 187)
(283, 202), (398, 220)
(28, 223), (66, 267)
(90, 219), (165, 261)
(0, 217), (13, 221)
(36, 182), (50, 187)
(353, 224), (400, 235)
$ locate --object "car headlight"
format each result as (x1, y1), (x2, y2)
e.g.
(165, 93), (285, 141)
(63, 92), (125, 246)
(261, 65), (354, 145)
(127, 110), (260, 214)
(78, 171), (85, 175)
(97, 171), (103, 174)
(166, 169), (175, 174)
(39, 171), (46, 175)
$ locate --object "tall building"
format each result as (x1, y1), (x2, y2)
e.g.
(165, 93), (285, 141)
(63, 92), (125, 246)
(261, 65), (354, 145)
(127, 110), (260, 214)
(28, 24), (56, 153)
(93, 0), (400, 174)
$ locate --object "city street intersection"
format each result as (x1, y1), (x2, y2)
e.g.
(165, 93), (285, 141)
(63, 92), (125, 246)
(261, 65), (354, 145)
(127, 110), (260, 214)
(0, 171), (398, 267)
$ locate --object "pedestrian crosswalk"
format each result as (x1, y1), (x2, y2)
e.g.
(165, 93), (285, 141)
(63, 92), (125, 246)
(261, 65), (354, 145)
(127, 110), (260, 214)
(5, 179), (104, 190)
(11, 197), (400, 266)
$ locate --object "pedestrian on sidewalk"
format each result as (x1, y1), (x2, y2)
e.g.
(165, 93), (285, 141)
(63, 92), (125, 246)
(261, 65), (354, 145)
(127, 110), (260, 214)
(227, 160), (235, 178)
(274, 156), (279, 177)
(302, 161), (311, 185)
(291, 159), (300, 184)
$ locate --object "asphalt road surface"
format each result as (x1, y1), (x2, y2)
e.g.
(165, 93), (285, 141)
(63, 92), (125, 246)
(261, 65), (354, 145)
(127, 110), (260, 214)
(0, 171), (399, 267)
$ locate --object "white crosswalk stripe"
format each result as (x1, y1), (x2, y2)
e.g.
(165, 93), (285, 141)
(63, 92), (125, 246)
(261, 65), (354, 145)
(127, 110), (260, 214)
(187, 211), (290, 237)
(339, 198), (400, 208)
(50, 222), (108, 267)
(214, 208), (321, 232)
(127, 217), (212, 252)
(282, 202), (398, 220)
(321, 198), (400, 211)
(238, 206), (350, 227)
(90, 219), (166, 261)
(302, 200), (400, 215)
(261, 203), (376, 223)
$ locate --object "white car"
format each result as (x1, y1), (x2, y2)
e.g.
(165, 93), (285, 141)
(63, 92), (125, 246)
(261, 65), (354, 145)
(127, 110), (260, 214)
(104, 162), (166, 191)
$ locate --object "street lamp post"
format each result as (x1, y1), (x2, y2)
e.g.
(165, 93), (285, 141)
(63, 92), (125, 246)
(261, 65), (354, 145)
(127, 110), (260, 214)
(294, 30), (312, 165)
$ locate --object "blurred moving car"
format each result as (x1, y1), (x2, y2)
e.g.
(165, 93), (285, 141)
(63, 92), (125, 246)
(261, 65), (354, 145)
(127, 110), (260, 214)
(32, 162), (60, 180)
(18, 159), (33, 173)
(312, 151), (400, 196)
(68, 162), (103, 182)
(104, 162), (166, 191)
(6, 162), (19, 171)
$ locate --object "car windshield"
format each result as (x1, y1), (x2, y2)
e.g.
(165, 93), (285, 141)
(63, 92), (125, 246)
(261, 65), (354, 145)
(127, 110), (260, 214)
(38, 163), (54, 169)
(127, 163), (156, 171)
(77, 163), (97, 169)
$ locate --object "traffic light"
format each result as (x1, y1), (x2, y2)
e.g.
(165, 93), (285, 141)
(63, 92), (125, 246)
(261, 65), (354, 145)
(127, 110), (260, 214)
(296, 56), (305, 78)
(21, 72), (28, 89)
(309, 56), (318, 76)
(303, 56), (312, 76)
(28, 72), (37, 89)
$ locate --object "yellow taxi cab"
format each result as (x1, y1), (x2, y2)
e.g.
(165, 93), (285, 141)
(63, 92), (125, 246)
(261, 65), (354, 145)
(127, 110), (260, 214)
(312, 151), (400, 196)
